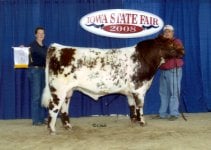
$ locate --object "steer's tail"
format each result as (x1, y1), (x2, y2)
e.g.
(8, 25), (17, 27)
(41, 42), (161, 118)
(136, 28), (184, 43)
(41, 51), (51, 108)
(41, 83), (51, 108)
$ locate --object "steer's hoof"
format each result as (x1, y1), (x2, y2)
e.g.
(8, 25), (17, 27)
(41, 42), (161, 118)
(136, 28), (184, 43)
(48, 127), (56, 135)
(131, 118), (137, 123)
(139, 121), (146, 127)
(64, 124), (72, 130)
(49, 131), (56, 135)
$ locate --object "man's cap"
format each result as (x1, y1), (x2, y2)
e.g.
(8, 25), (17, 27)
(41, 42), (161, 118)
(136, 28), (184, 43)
(163, 25), (174, 31)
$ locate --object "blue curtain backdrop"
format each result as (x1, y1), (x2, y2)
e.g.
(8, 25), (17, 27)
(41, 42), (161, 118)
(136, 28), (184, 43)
(0, 0), (210, 119)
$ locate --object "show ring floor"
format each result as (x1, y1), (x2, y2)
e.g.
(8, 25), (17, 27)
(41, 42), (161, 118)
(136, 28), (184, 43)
(0, 113), (211, 150)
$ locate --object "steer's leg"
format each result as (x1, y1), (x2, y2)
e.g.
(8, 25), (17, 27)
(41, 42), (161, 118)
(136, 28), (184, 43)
(127, 95), (137, 123)
(60, 91), (72, 130)
(133, 93), (145, 126)
(133, 79), (153, 126)
(48, 88), (66, 134)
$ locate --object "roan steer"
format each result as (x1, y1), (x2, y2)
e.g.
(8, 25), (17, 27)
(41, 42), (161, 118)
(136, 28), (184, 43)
(41, 35), (184, 134)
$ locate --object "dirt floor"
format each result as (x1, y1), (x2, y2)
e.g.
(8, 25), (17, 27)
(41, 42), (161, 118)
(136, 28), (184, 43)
(0, 113), (211, 150)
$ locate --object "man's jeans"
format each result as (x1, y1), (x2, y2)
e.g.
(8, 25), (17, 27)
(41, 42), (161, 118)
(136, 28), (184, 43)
(28, 68), (46, 124)
(159, 68), (182, 118)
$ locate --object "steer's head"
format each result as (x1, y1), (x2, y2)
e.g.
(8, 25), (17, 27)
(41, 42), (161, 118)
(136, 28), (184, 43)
(155, 35), (185, 60)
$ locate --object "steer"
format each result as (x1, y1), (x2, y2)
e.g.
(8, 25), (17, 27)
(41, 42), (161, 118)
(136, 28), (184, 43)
(41, 35), (184, 134)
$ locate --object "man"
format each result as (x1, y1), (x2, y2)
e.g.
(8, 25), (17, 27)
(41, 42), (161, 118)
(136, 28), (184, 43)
(158, 25), (185, 121)
(28, 27), (47, 125)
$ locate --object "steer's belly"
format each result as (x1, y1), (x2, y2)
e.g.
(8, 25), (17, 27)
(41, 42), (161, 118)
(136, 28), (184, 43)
(72, 69), (130, 99)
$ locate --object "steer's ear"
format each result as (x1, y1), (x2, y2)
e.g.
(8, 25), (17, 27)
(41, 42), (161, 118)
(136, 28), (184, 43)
(156, 34), (170, 43)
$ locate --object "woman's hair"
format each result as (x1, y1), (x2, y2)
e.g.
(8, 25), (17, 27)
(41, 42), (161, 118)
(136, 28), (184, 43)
(34, 26), (45, 34)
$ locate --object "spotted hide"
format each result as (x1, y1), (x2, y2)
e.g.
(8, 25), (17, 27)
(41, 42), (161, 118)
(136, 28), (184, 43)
(42, 35), (183, 134)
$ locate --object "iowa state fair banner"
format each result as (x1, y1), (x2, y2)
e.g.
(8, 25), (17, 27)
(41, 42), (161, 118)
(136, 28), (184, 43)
(80, 9), (164, 38)
(13, 47), (30, 68)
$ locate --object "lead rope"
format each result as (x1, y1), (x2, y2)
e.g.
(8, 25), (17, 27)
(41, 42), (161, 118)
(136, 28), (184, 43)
(175, 60), (187, 121)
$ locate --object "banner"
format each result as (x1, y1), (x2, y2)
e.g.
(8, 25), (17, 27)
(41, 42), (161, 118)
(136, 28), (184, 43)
(80, 9), (164, 38)
(13, 47), (30, 68)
